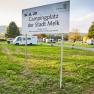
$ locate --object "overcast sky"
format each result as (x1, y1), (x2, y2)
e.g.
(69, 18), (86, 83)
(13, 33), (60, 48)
(0, 0), (94, 33)
(70, 0), (94, 33)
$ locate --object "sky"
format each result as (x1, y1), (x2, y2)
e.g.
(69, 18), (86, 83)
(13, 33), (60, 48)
(0, 0), (94, 33)
(70, 0), (94, 33)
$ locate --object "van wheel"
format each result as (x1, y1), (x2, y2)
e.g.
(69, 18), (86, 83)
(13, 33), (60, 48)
(7, 41), (10, 44)
(15, 43), (19, 45)
(30, 43), (32, 45)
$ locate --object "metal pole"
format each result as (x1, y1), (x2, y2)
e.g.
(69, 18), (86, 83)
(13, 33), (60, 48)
(60, 33), (63, 89)
(25, 34), (27, 62)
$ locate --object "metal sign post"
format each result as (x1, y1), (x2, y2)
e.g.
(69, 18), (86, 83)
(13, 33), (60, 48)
(60, 33), (64, 89)
(25, 34), (27, 62)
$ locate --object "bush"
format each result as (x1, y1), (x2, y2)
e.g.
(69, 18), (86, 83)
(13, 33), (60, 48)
(0, 38), (6, 41)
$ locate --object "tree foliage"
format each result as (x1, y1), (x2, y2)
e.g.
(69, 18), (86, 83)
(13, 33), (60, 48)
(64, 34), (68, 41)
(33, 34), (47, 38)
(88, 22), (94, 38)
(82, 33), (89, 42)
(5, 22), (20, 38)
(68, 29), (81, 42)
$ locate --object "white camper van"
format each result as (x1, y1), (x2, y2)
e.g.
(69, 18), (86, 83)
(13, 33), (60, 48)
(45, 39), (56, 43)
(87, 39), (94, 45)
(13, 36), (37, 45)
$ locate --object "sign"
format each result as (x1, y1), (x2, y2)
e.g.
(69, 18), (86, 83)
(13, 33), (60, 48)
(22, 1), (70, 34)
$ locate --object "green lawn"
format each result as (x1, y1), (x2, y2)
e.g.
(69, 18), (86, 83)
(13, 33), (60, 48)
(0, 42), (94, 94)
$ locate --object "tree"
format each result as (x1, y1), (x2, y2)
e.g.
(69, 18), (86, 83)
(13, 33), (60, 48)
(88, 22), (94, 38)
(68, 29), (81, 42)
(64, 33), (68, 41)
(33, 34), (47, 38)
(5, 22), (20, 38)
(82, 33), (89, 43)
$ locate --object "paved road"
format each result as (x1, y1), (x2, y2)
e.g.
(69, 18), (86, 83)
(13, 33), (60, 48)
(65, 45), (94, 52)
(50, 44), (94, 52)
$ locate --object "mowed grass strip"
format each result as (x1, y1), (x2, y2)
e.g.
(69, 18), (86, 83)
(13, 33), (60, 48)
(0, 43), (94, 94)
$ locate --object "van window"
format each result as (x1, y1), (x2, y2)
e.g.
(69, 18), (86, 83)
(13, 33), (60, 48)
(23, 38), (25, 40)
(27, 38), (31, 40)
(17, 37), (21, 41)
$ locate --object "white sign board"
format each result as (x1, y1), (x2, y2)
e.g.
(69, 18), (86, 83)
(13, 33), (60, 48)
(22, 1), (70, 34)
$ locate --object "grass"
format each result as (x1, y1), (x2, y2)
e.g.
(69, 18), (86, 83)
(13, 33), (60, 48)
(0, 42), (94, 94)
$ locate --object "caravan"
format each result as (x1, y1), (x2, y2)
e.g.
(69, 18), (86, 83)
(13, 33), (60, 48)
(87, 39), (94, 45)
(13, 36), (37, 45)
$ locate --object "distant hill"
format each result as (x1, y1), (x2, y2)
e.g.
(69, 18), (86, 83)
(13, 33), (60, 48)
(0, 26), (7, 34)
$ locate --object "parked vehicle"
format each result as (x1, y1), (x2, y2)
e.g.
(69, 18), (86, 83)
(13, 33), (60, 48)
(7, 38), (14, 44)
(87, 39), (94, 45)
(45, 39), (56, 43)
(13, 36), (38, 45)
